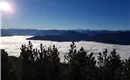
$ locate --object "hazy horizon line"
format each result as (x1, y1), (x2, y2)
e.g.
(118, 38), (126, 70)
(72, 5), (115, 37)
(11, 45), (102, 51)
(1, 28), (130, 31)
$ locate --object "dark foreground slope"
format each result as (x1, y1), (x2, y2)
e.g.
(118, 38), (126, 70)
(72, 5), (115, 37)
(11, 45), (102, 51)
(27, 31), (130, 45)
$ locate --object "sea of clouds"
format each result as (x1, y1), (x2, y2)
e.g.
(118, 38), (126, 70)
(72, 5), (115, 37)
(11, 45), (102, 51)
(1, 36), (130, 62)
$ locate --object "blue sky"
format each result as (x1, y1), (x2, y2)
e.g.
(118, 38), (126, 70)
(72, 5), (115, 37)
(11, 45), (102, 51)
(2, 0), (130, 30)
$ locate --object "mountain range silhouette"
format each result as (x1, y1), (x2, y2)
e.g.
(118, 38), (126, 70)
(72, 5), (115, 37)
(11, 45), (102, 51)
(27, 31), (130, 45)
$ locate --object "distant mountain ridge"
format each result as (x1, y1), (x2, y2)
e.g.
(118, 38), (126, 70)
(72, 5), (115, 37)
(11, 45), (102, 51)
(91, 31), (130, 45)
(35, 30), (67, 36)
(28, 31), (91, 41)
(27, 30), (130, 45)
(1, 29), (130, 45)
(1, 30), (13, 36)
(1, 29), (128, 36)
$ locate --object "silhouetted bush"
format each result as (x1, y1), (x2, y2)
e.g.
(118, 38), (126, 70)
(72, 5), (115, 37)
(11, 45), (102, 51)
(19, 41), (61, 80)
(98, 49), (123, 80)
(1, 49), (9, 80)
(65, 42), (97, 80)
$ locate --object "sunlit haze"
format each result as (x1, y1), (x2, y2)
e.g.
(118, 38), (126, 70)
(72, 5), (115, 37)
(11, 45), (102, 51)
(0, 1), (12, 11)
